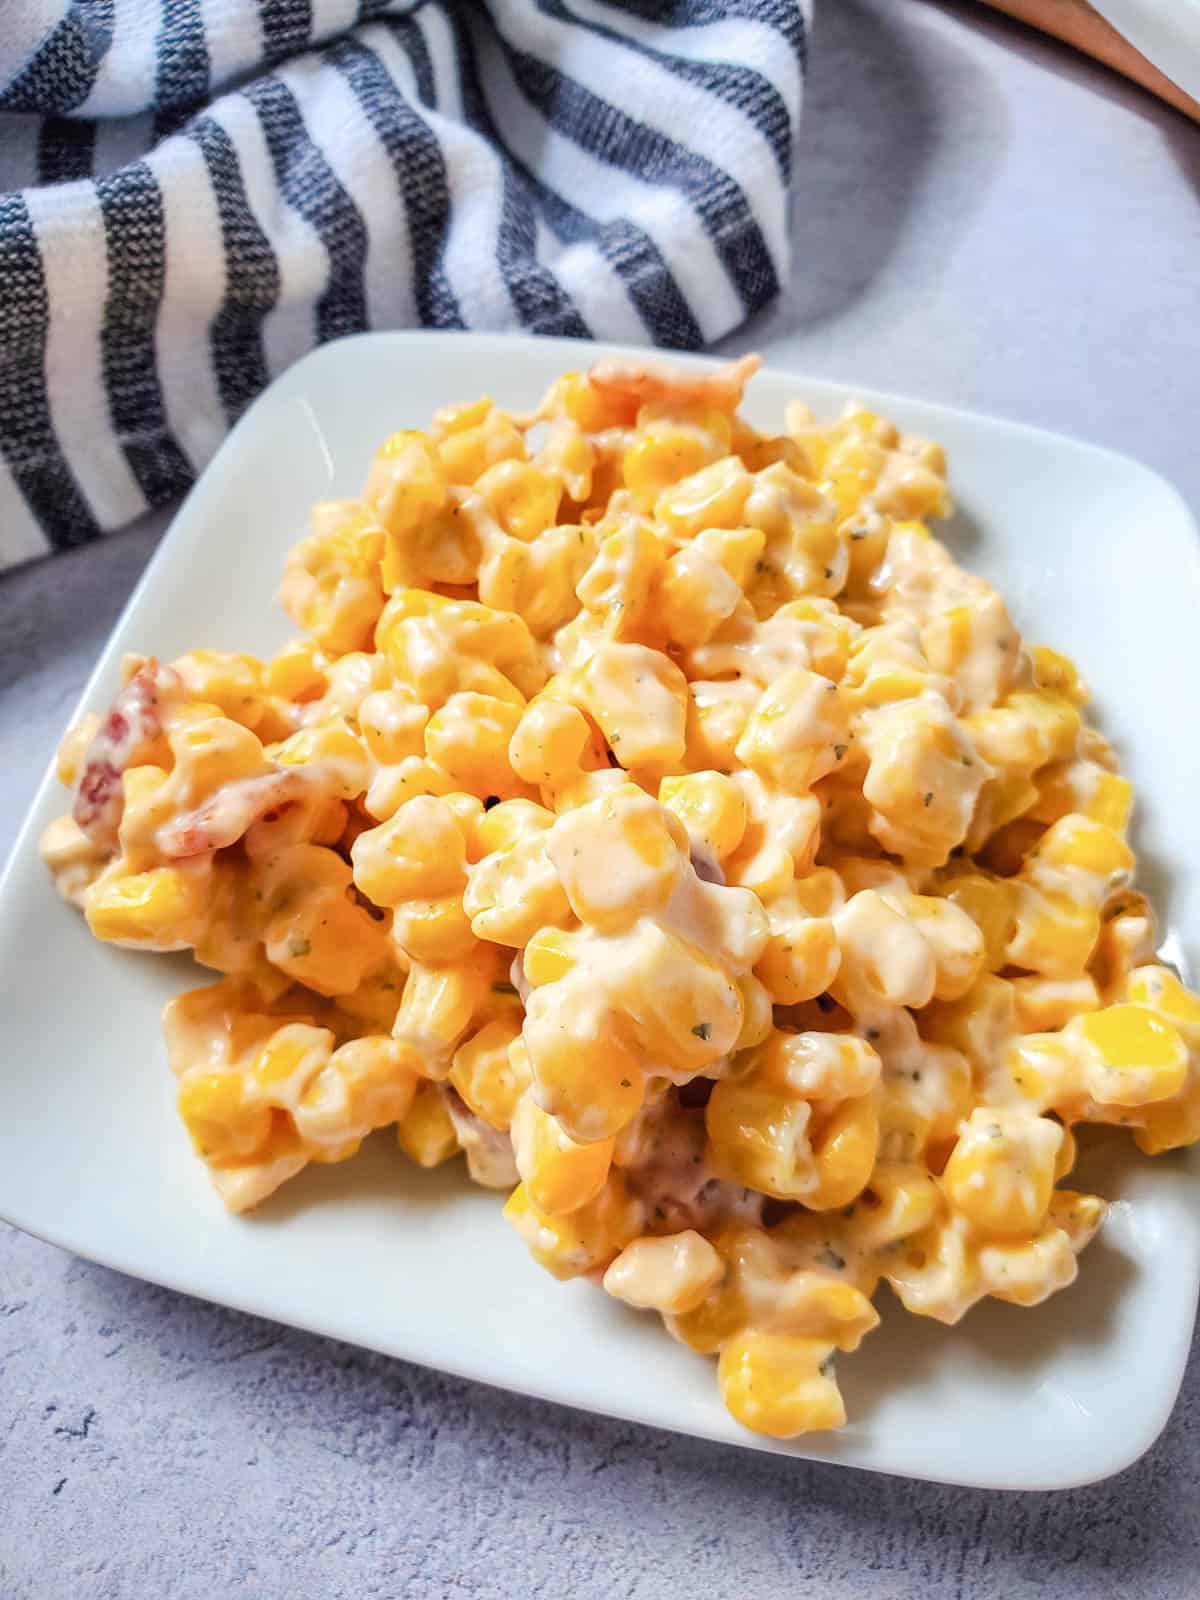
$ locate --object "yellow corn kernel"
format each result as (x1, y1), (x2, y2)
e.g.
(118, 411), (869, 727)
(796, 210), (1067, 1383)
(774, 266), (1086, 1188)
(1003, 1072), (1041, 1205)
(533, 416), (594, 502)
(1134, 1079), (1200, 1156)
(1125, 967), (1200, 1039)
(279, 509), (387, 654)
(364, 756), (457, 823)
(902, 894), (986, 1003)
(472, 797), (552, 854)
(475, 458), (561, 541)
(547, 787), (681, 932)
(882, 1215), (982, 1324)
(734, 669), (848, 793)
(683, 678), (757, 772)
(392, 893), (477, 967)
(365, 431), (445, 535)
(832, 890), (936, 1013)
(941, 1107), (1062, 1236)
(1011, 975), (1100, 1032)
(653, 454), (751, 537)
(265, 638), (328, 701)
(358, 690), (429, 765)
(522, 926), (579, 989)
(511, 1092), (614, 1216)
(1005, 885), (1100, 979)
(624, 417), (730, 513)
(172, 651), (268, 731)
(707, 1058), (878, 1207)
(1032, 762), (1132, 832)
(436, 407), (526, 486)
(263, 871), (388, 996)
(271, 718), (370, 798)
(55, 714), (100, 787)
(576, 642), (688, 768)
(937, 872), (1015, 972)
(430, 397), (492, 438)
(350, 794), (467, 908)
(755, 916), (840, 1006)
(575, 520), (666, 636)
(603, 1231), (724, 1315)
(1048, 1189), (1106, 1247)
(85, 864), (208, 950)
(1030, 644), (1088, 704)
(806, 1095), (881, 1211)
(509, 698), (597, 789)
(504, 1173), (643, 1280)
(718, 1332), (845, 1438)
(296, 1036), (419, 1148)
(999, 1032), (1077, 1113)
(693, 525), (766, 589)
(724, 836), (794, 903)
(658, 771), (748, 862)
(523, 992), (646, 1143)
(1032, 814), (1134, 882)
(423, 692), (526, 800)
(249, 1023), (333, 1107)
(1067, 1004), (1188, 1107)
(177, 1071), (273, 1167)
(396, 1081), (460, 1166)
(463, 831), (572, 949)
(843, 1162), (940, 1249)
(450, 1017), (527, 1131)
(655, 547), (743, 647)
(392, 950), (499, 1069)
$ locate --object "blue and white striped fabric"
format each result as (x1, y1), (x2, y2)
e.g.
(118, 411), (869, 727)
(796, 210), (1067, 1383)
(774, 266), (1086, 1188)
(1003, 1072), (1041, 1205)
(0, 1), (809, 571)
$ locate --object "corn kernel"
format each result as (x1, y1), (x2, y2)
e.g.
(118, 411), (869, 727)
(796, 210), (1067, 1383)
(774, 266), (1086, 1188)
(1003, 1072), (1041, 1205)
(942, 1107), (1062, 1236)
(450, 1016), (527, 1131)
(1068, 1004), (1188, 1106)
(397, 1081), (460, 1166)
(504, 1173), (644, 1279)
(85, 864), (209, 950)
(177, 1071), (272, 1166)
(658, 771), (747, 862)
(718, 1332), (845, 1438)
(512, 1092), (614, 1215)
(603, 1231), (724, 1315)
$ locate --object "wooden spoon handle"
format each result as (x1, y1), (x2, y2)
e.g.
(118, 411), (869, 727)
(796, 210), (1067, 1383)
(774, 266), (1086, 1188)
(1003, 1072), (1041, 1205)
(978, 0), (1200, 120)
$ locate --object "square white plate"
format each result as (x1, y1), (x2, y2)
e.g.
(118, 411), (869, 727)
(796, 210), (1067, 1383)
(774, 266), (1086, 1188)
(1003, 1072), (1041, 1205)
(3, 332), (1198, 1490)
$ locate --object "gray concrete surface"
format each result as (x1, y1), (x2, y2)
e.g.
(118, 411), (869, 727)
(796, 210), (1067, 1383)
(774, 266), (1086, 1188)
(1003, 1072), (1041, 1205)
(2, 2), (1199, 1594)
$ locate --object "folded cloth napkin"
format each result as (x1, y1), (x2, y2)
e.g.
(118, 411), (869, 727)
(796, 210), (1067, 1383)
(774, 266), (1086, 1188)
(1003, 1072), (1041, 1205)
(0, 0), (809, 571)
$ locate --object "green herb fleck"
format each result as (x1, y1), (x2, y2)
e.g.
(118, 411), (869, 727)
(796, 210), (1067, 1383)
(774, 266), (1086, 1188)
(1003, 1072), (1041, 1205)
(288, 936), (311, 958)
(817, 1246), (846, 1271)
(692, 1022), (712, 1042)
(923, 791), (934, 807)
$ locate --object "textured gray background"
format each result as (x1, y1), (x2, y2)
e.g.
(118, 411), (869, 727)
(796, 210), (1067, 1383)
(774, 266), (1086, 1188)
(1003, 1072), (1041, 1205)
(3, 2), (1199, 1595)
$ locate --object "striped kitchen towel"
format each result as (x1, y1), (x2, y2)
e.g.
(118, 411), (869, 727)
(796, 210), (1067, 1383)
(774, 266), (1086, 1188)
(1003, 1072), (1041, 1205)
(0, 0), (809, 571)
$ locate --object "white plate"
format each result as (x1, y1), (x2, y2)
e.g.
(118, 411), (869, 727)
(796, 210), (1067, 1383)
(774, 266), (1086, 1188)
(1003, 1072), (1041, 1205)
(2, 332), (1198, 1490)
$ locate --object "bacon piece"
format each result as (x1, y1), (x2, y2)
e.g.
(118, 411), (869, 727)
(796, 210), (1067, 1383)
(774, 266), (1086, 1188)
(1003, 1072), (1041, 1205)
(441, 1086), (518, 1190)
(73, 661), (179, 847)
(587, 352), (761, 413)
(156, 768), (320, 859)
